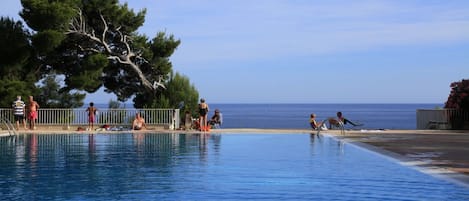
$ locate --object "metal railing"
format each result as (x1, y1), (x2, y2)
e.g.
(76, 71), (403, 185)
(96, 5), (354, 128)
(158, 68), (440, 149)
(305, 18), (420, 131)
(0, 108), (180, 129)
(0, 116), (17, 135)
(316, 119), (345, 135)
(416, 109), (469, 129)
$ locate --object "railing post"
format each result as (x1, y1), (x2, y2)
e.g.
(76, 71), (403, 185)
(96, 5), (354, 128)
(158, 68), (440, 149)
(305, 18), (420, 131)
(175, 109), (180, 130)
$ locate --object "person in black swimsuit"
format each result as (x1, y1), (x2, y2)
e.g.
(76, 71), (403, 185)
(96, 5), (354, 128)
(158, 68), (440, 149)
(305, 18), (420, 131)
(199, 98), (209, 131)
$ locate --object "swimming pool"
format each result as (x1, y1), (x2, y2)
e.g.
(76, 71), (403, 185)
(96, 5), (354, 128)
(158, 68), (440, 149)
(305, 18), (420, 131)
(0, 133), (467, 200)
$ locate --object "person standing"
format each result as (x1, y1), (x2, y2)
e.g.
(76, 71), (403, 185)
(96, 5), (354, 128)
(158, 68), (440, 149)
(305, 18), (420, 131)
(12, 96), (27, 130)
(27, 96), (40, 130)
(198, 98), (209, 131)
(86, 102), (98, 130)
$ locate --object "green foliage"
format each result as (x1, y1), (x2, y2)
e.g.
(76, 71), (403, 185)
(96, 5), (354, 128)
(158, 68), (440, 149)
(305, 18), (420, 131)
(148, 33), (181, 79)
(19, 0), (150, 99)
(0, 17), (31, 67)
(63, 54), (107, 92)
(2, 0), (199, 108)
(80, 0), (145, 34)
(31, 29), (65, 53)
(103, 32), (182, 101)
(0, 18), (39, 107)
(22, 0), (181, 95)
(0, 79), (37, 107)
(445, 79), (469, 110)
(36, 73), (85, 108)
(20, 0), (77, 31)
(165, 72), (199, 113)
(134, 72), (199, 112)
(151, 32), (181, 58)
(444, 79), (469, 129)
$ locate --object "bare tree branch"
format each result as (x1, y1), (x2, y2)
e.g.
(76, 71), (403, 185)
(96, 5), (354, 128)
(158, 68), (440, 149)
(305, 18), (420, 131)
(65, 9), (164, 91)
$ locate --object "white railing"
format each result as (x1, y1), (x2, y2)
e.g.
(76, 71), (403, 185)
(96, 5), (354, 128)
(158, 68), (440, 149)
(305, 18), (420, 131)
(416, 109), (469, 129)
(0, 108), (180, 129)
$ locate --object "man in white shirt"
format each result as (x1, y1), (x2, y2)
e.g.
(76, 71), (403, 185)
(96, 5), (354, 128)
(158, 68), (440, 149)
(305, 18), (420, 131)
(12, 96), (26, 130)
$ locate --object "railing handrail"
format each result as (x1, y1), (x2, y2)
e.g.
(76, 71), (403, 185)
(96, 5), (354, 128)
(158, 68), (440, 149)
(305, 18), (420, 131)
(0, 108), (180, 129)
(416, 108), (469, 129)
(0, 116), (17, 135)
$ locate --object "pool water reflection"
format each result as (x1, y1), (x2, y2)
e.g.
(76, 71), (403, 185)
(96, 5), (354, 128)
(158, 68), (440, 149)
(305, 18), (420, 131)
(0, 133), (468, 200)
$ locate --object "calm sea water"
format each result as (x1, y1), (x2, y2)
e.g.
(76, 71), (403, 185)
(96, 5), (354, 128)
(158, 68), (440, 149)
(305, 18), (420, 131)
(208, 103), (441, 129)
(0, 133), (467, 200)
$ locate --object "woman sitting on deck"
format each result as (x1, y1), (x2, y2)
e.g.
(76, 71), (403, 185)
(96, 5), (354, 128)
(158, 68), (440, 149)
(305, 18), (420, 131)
(309, 113), (327, 130)
(132, 113), (147, 130)
(209, 109), (223, 129)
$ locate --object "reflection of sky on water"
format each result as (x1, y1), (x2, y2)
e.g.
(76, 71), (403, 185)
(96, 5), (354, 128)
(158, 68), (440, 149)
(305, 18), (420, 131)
(0, 133), (467, 200)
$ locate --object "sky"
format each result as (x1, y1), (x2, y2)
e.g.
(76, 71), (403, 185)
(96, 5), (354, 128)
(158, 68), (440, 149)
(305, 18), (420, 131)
(2, 0), (469, 104)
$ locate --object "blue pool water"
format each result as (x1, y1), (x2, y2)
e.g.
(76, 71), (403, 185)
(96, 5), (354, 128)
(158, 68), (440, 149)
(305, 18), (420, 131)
(0, 133), (468, 200)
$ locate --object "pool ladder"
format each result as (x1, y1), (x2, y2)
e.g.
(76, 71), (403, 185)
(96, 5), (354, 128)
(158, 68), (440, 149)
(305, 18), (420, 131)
(0, 116), (18, 136)
(316, 119), (345, 135)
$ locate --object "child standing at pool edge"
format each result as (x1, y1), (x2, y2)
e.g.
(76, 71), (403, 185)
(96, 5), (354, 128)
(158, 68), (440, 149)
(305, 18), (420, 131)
(86, 102), (98, 130)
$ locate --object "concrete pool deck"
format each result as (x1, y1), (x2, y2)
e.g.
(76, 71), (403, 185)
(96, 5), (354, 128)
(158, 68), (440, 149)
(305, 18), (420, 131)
(2, 127), (469, 186)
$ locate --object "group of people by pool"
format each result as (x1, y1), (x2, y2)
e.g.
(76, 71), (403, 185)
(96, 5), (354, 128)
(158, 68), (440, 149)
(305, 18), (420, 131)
(14, 95), (358, 132)
(12, 95), (40, 130)
(85, 98), (222, 132)
(309, 111), (364, 130)
(191, 98), (222, 131)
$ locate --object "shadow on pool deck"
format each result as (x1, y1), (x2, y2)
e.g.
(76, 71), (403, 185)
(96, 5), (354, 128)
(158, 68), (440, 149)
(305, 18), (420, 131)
(2, 127), (469, 187)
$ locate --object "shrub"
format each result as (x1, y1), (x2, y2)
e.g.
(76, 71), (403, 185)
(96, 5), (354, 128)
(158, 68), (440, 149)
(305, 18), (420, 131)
(445, 79), (469, 110)
(445, 79), (469, 129)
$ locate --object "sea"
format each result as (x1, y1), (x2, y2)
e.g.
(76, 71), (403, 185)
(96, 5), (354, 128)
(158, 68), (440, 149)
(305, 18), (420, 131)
(93, 103), (441, 130)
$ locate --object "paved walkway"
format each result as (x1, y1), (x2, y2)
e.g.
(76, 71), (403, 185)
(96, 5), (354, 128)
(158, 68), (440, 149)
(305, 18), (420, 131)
(2, 128), (469, 186)
(328, 129), (469, 187)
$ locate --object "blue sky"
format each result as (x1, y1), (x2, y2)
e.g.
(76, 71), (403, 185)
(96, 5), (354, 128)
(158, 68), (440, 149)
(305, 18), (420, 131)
(2, 0), (469, 104)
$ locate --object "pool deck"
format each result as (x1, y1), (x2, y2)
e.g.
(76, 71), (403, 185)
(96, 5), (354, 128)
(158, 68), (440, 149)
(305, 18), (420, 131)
(2, 127), (469, 186)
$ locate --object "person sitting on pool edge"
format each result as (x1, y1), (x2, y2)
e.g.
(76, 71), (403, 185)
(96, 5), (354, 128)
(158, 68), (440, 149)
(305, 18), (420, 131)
(209, 109), (223, 129)
(132, 112), (148, 130)
(329, 111), (363, 128)
(309, 113), (327, 130)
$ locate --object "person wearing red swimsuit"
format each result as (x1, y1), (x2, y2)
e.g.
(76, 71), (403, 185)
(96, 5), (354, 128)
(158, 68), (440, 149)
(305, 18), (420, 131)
(27, 96), (40, 130)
